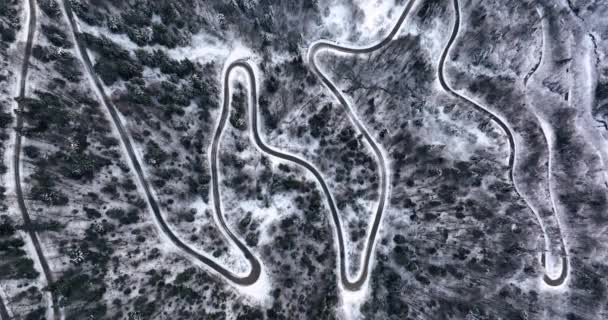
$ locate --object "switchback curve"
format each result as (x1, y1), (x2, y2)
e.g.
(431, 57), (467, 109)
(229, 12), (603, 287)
(62, 0), (261, 286)
(230, 59), (378, 292)
(304, 0), (417, 290)
(438, 0), (568, 286)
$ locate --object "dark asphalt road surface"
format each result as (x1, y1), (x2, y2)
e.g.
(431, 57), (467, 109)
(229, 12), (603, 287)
(305, 0), (416, 291)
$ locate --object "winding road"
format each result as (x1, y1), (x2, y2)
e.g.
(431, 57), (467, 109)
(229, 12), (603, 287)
(12, 0), (62, 319)
(62, 1), (261, 285)
(303, 0), (417, 290)
(61, 0), (416, 293)
(529, 5), (569, 287)
(43, 0), (566, 305)
(438, 0), (568, 286)
(230, 58), (385, 291)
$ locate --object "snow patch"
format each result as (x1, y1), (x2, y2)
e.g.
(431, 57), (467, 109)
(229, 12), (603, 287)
(170, 32), (231, 62)
(338, 285), (368, 319)
(321, 3), (352, 43)
(353, 0), (399, 38)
